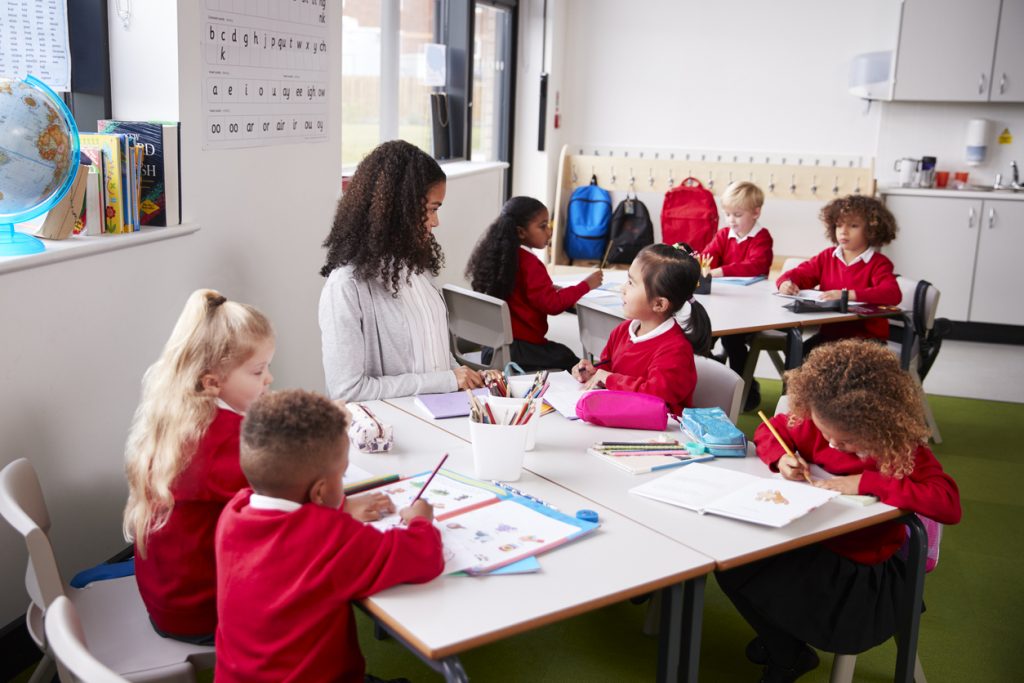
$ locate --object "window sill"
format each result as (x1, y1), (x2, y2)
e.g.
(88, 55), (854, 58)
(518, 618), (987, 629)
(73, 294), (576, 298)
(0, 224), (201, 276)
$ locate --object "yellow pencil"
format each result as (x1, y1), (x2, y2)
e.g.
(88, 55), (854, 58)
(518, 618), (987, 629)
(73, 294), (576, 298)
(757, 410), (812, 484)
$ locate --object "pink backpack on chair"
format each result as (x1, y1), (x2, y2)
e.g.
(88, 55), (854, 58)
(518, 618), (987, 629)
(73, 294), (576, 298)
(660, 178), (719, 251)
(898, 514), (943, 573)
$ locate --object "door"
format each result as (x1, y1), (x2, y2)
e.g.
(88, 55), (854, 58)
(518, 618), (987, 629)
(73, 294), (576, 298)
(991, 0), (1024, 102)
(883, 195), (983, 320)
(893, 0), (1001, 101)
(970, 199), (1024, 324)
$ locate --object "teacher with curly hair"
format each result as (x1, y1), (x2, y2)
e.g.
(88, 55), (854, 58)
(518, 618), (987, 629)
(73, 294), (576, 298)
(319, 140), (485, 401)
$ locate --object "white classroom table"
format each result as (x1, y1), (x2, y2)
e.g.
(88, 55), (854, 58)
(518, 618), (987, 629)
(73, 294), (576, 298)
(382, 397), (929, 683)
(350, 401), (715, 683)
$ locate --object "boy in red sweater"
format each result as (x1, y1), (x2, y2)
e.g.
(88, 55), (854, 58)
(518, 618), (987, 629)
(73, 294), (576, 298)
(717, 340), (960, 683)
(215, 390), (444, 683)
(703, 181), (773, 411)
(777, 195), (901, 357)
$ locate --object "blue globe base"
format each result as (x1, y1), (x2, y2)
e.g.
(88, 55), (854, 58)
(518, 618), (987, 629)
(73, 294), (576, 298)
(0, 224), (46, 256)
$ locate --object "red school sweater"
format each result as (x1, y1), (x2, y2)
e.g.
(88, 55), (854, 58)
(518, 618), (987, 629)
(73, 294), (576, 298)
(755, 414), (961, 566)
(135, 408), (246, 637)
(214, 490), (444, 683)
(777, 247), (902, 340)
(599, 319), (697, 415)
(704, 226), (774, 277)
(508, 247), (591, 345)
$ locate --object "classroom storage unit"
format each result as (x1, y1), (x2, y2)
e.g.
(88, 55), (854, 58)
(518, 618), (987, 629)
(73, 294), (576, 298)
(891, 0), (1024, 103)
(883, 190), (1024, 325)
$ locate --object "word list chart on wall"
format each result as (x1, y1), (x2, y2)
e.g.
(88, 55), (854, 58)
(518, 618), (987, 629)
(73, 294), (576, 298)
(201, 0), (329, 150)
(0, 0), (71, 91)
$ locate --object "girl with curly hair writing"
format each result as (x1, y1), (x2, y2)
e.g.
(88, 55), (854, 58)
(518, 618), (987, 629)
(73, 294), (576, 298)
(717, 339), (960, 683)
(465, 196), (602, 371)
(777, 195), (901, 354)
(319, 140), (485, 400)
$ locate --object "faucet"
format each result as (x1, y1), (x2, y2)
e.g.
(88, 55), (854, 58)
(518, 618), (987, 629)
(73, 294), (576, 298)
(1012, 161), (1022, 190)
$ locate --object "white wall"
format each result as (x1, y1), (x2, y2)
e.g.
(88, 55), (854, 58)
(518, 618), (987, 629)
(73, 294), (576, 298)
(0, 0), (503, 628)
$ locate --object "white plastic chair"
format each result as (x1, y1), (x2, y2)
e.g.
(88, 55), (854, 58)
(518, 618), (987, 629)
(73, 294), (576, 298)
(441, 285), (514, 371)
(738, 257), (809, 407)
(887, 276), (943, 443)
(576, 302), (622, 361)
(692, 356), (744, 423)
(45, 596), (128, 683)
(0, 458), (215, 683)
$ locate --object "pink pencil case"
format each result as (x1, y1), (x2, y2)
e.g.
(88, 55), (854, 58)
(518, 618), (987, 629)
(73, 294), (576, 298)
(575, 391), (668, 431)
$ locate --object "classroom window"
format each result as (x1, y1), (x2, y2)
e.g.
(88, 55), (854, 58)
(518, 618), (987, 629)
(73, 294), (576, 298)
(471, 2), (511, 162)
(341, 0), (518, 170)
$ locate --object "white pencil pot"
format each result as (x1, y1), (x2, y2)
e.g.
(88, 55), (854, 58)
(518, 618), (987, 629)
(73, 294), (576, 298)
(507, 375), (538, 399)
(484, 396), (540, 450)
(469, 419), (529, 481)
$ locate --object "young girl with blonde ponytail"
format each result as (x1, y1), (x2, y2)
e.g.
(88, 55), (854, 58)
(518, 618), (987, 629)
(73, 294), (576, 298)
(124, 289), (275, 643)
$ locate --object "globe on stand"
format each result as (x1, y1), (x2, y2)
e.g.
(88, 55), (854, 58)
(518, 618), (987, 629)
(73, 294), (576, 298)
(0, 75), (81, 256)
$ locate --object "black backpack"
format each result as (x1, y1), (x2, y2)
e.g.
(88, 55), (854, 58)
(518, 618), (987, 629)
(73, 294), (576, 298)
(606, 195), (654, 264)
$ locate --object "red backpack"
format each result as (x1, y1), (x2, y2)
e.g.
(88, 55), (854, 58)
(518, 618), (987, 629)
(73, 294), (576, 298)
(660, 178), (719, 251)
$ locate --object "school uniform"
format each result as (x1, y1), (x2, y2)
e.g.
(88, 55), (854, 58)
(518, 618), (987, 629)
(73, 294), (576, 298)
(599, 318), (697, 415)
(704, 223), (774, 277)
(777, 246), (901, 347)
(503, 246), (590, 371)
(717, 414), (960, 664)
(704, 224), (774, 400)
(214, 490), (444, 683)
(135, 406), (246, 639)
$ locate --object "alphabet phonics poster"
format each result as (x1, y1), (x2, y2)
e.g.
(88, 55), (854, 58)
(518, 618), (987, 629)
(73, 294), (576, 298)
(201, 0), (328, 149)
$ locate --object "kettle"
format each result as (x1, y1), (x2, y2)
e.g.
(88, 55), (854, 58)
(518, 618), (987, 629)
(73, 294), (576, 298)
(894, 158), (921, 187)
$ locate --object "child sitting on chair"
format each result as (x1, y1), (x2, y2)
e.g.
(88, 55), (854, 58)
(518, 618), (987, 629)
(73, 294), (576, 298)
(717, 339), (960, 683)
(215, 390), (444, 683)
(702, 181), (774, 411)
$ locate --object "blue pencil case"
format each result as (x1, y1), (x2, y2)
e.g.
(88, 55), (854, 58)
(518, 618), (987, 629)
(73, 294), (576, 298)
(681, 407), (746, 456)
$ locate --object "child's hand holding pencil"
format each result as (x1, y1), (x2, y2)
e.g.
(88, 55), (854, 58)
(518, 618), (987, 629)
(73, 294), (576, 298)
(757, 410), (813, 484)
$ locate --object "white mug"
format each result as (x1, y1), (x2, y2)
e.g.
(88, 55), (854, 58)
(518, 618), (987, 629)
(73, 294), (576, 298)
(894, 158), (921, 187)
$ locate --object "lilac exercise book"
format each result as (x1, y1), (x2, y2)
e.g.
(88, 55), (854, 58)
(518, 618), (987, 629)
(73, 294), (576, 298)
(414, 388), (490, 419)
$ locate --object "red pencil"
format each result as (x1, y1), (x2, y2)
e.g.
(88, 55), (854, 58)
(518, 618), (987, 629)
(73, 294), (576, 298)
(409, 453), (449, 506)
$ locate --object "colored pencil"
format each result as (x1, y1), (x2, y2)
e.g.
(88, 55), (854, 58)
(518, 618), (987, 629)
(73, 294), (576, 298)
(409, 453), (449, 506)
(757, 410), (812, 484)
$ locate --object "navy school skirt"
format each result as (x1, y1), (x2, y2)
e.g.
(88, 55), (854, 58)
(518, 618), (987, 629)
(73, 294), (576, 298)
(715, 543), (915, 655)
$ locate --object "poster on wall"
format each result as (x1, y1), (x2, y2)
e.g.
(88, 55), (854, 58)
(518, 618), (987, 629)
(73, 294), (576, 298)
(201, 0), (329, 150)
(0, 0), (71, 92)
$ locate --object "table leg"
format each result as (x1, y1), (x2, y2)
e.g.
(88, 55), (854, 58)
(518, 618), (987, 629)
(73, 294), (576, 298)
(681, 576), (705, 683)
(440, 657), (469, 683)
(784, 328), (803, 370)
(360, 609), (470, 682)
(656, 583), (683, 682)
(895, 514), (927, 683)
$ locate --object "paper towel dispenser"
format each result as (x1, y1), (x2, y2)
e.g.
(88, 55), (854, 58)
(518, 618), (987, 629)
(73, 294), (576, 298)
(849, 51), (893, 100)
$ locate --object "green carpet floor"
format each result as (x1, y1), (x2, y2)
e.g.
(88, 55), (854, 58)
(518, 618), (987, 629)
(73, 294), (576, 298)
(17, 382), (1022, 682)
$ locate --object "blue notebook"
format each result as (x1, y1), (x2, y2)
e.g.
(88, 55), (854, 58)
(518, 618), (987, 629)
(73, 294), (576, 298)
(715, 275), (767, 286)
(414, 388), (490, 419)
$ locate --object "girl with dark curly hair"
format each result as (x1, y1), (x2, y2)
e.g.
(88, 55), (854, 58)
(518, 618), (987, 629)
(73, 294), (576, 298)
(776, 195), (901, 353)
(464, 196), (602, 371)
(319, 140), (484, 401)
(717, 339), (960, 683)
(572, 243), (712, 415)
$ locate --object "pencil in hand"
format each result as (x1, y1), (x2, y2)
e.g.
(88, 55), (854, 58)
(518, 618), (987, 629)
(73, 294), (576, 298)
(756, 410), (813, 484)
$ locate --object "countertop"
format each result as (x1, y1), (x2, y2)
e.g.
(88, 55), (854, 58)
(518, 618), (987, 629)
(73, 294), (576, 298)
(880, 186), (1024, 201)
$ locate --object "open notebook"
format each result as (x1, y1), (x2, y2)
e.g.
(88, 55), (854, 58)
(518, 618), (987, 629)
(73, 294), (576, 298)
(630, 463), (840, 528)
(370, 470), (598, 574)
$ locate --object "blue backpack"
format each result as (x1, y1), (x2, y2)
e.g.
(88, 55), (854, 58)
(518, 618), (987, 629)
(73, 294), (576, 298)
(565, 176), (612, 261)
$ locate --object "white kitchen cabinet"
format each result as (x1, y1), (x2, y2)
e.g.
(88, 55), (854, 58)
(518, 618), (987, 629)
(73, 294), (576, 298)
(884, 192), (1024, 325)
(970, 199), (1024, 324)
(990, 0), (1024, 102)
(890, 0), (1023, 103)
(883, 195), (983, 320)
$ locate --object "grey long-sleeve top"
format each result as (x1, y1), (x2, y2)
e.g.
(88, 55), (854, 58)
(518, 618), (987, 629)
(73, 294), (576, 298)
(319, 264), (458, 401)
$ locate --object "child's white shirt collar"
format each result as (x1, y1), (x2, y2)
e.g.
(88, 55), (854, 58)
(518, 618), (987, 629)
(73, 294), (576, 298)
(728, 222), (763, 243)
(216, 398), (243, 414)
(249, 493), (302, 513)
(832, 245), (876, 265)
(628, 317), (677, 342)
